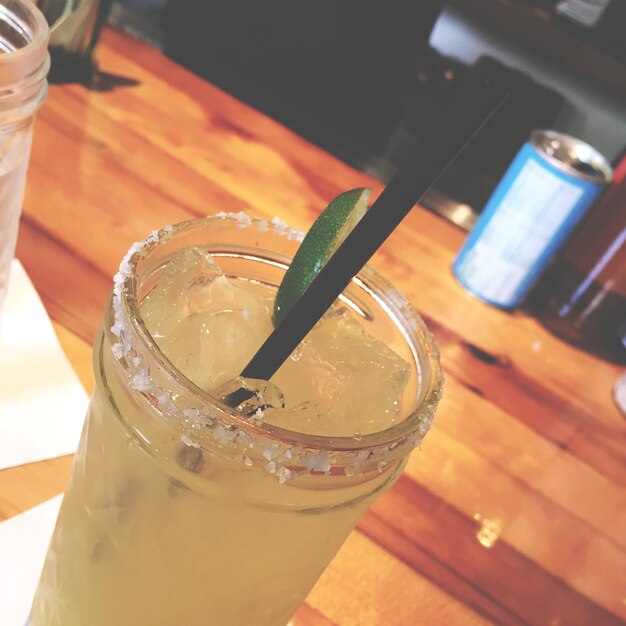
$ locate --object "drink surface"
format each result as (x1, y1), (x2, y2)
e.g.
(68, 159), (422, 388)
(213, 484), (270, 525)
(30, 244), (416, 625)
(141, 247), (411, 436)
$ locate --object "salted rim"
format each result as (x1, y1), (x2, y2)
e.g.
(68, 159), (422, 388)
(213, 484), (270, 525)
(110, 213), (444, 482)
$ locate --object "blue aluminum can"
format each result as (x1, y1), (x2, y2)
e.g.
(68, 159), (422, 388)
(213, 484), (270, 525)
(453, 130), (612, 308)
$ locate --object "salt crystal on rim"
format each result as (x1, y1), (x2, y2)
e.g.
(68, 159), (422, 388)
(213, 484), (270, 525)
(237, 431), (253, 448)
(181, 435), (201, 449)
(353, 451), (369, 469)
(303, 450), (331, 473)
(213, 424), (237, 445)
(132, 369), (152, 392)
(262, 443), (280, 461)
(277, 466), (292, 484)
(183, 407), (207, 430)
(157, 391), (177, 414)
(214, 211), (252, 225)
(111, 342), (127, 359)
(212, 424), (229, 445)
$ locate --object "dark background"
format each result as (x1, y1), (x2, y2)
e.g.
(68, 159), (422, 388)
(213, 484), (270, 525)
(110, 0), (626, 229)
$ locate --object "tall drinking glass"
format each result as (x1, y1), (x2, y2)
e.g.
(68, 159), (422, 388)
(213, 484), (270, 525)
(30, 215), (443, 625)
(0, 0), (49, 322)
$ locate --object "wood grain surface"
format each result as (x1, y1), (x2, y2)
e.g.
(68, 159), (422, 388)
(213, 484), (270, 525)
(2, 27), (624, 626)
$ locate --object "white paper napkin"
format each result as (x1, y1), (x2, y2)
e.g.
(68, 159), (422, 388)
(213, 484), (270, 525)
(0, 495), (62, 626)
(0, 260), (88, 470)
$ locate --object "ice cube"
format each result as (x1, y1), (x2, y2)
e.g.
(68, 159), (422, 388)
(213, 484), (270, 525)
(141, 248), (223, 338)
(141, 248), (274, 391)
(140, 248), (410, 439)
(267, 308), (411, 436)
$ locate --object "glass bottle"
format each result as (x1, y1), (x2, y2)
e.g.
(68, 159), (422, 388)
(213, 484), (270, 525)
(532, 150), (626, 363)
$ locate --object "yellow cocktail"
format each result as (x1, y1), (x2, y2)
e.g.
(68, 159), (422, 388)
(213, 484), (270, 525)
(30, 215), (442, 625)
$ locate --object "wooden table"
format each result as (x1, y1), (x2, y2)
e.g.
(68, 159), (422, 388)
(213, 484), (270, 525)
(2, 27), (625, 626)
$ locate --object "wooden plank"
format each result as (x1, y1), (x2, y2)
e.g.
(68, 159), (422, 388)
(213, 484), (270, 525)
(50, 322), (95, 395)
(403, 431), (625, 617)
(362, 476), (625, 625)
(307, 531), (495, 626)
(0, 456), (72, 522)
(428, 377), (626, 547)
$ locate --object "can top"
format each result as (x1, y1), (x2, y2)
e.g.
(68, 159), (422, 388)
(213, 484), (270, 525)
(531, 130), (613, 185)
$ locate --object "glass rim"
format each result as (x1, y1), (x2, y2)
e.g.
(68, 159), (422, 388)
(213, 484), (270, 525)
(0, 0), (49, 89)
(110, 214), (443, 479)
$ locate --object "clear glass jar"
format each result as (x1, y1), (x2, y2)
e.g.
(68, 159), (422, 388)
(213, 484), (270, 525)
(30, 215), (443, 626)
(0, 0), (49, 321)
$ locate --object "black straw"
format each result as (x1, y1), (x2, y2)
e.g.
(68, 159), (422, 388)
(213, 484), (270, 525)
(239, 86), (508, 384)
